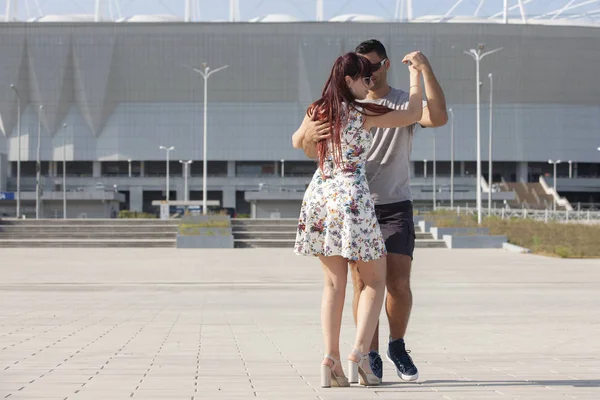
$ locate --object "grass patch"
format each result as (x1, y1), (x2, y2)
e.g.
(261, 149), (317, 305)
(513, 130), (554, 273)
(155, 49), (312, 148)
(424, 211), (600, 258)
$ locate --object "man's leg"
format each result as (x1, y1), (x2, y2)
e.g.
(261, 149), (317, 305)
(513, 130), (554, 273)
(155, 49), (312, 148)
(385, 254), (412, 340)
(385, 252), (419, 382)
(378, 201), (418, 382)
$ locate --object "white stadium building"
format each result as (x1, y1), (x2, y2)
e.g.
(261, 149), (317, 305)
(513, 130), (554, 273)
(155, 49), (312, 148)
(0, 0), (599, 218)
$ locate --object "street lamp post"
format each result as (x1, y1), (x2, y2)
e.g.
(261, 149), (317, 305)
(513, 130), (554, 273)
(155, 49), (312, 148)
(179, 160), (193, 203)
(10, 84), (21, 218)
(159, 146), (174, 202)
(568, 160), (572, 179)
(62, 123), (67, 219)
(464, 44), (503, 224)
(488, 72), (494, 214)
(432, 133), (437, 211)
(36, 105), (44, 219)
(188, 63), (229, 215)
(449, 108), (455, 208)
(548, 159), (561, 211)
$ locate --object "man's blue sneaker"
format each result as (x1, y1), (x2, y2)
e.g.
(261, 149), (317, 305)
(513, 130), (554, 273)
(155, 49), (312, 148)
(368, 351), (383, 380)
(386, 339), (419, 381)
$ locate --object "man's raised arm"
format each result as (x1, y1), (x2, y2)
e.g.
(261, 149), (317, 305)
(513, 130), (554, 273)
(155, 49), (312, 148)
(402, 52), (448, 128)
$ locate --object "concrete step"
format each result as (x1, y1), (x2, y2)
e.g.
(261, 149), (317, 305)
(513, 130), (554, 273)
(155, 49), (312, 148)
(0, 239), (175, 248)
(233, 232), (297, 240)
(235, 239), (292, 249)
(0, 226), (179, 233)
(0, 219), (176, 226)
(232, 225), (298, 233)
(0, 232), (177, 239)
(416, 239), (448, 248)
(231, 219), (298, 227)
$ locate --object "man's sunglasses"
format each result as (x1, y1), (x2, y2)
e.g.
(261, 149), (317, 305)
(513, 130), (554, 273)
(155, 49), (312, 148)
(371, 59), (387, 72)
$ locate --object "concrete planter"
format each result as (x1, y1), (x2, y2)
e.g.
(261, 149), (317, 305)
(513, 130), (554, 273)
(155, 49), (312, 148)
(413, 215), (425, 224)
(503, 242), (531, 254)
(430, 227), (490, 240)
(176, 234), (234, 249)
(418, 220), (432, 233)
(443, 234), (507, 249)
(176, 215), (234, 249)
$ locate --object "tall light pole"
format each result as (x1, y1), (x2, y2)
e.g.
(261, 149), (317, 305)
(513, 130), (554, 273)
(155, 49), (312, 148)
(488, 72), (494, 214)
(449, 108), (455, 208)
(548, 159), (561, 211)
(36, 105), (44, 219)
(179, 160), (193, 203)
(188, 63), (229, 215)
(432, 133), (437, 211)
(159, 146), (174, 202)
(127, 159), (132, 178)
(62, 123), (67, 219)
(464, 44), (503, 224)
(10, 84), (21, 218)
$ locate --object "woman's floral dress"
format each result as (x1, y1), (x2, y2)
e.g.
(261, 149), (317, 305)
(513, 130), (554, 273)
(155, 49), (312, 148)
(294, 107), (386, 262)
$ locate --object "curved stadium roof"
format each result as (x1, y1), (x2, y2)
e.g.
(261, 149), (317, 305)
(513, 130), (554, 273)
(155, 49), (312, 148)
(1, 1), (598, 27)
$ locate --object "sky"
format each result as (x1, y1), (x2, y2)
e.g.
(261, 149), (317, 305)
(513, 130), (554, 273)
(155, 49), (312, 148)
(4, 0), (599, 21)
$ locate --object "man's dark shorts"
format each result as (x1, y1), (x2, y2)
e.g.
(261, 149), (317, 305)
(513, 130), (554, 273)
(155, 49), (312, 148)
(375, 200), (415, 259)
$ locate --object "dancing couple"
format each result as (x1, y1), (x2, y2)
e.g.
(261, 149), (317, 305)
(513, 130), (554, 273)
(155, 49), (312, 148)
(292, 39), (447, 387)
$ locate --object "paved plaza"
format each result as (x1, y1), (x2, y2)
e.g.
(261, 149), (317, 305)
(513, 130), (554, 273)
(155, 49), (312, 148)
(0, 248), (599, 400)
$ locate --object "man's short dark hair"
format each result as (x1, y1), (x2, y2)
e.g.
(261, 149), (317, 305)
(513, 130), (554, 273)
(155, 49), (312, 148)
(355, 39), (388, 59)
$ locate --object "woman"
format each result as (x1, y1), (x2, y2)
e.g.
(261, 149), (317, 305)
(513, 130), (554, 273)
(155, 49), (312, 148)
(292, 52), (422, 387)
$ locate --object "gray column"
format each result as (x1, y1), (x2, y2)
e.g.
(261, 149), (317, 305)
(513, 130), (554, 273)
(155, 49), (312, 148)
(176, 181), (185, 204)
(130, 186), (143, 212)
(140, 161), (145, 177)
(460, 161), (465, 177)
(227, 161), (235, 177)
(93, 161), (101, 178)
(49, 161), (57, 177)
(517, 161), (528, 183)
(573, 162), (578, 178)
(222, 187), (236, 208)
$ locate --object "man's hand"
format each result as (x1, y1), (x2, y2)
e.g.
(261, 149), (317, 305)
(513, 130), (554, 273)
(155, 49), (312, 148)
(402, 51), (432, 73)
(304, 119), (331, 143)
(301, 119), (330, 159)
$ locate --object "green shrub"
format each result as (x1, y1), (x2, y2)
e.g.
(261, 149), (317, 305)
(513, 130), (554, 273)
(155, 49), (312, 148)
(118, 210), (157, 219)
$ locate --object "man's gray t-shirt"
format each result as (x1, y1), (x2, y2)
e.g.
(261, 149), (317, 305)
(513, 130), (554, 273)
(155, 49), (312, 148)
(361, 87), (418, 206)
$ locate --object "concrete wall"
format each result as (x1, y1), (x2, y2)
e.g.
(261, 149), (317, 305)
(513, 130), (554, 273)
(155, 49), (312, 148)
(40, 200), (121, 219)
(0, 153), (6, 191)
(0, 22), (599, 164)
(253, 200), (302, 219)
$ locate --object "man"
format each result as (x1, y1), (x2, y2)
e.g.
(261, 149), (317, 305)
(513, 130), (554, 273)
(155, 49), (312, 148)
(292, 39), (447, 381)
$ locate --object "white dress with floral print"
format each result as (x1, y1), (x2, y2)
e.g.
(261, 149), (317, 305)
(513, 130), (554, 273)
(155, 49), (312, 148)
(294, 107), (386, 262)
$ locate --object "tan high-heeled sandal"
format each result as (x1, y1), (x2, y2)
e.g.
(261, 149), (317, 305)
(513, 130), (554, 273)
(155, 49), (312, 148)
(321, 354), (350, 388)
(348, 349), (381, 386)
